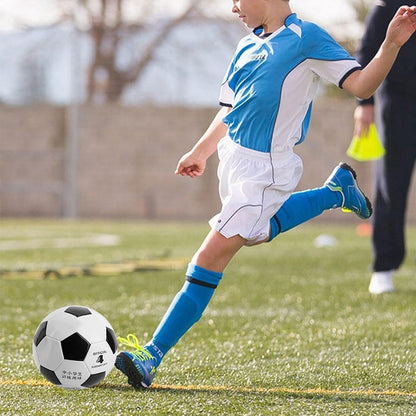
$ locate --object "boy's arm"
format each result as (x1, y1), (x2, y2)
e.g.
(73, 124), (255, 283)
(175, 106), (231, 178)
(343, 5), (416, 99)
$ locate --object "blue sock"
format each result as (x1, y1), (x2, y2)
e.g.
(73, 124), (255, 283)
(269, 186), (342, 241)
(145, 263), (223, 367)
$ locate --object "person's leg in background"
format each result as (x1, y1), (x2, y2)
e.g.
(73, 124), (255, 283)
(370, 91), (416, 294)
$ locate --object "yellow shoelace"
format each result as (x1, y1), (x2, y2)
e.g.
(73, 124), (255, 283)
(118, 334), (154, 361)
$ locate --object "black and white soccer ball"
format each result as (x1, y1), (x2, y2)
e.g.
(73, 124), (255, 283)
(33, 305), (118, 389)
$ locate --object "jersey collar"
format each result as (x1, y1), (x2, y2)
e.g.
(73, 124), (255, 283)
(252, 13), (298, 41)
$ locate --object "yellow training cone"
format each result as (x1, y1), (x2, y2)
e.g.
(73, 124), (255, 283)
(347, 123), (385, 161)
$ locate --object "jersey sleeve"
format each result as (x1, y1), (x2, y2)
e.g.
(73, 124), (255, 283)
(219, 81), (234, 107)
(219, 58), (235, 107)
(302, 22), (362, 87)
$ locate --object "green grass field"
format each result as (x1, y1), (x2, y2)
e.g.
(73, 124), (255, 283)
(1, 219), (416, 415)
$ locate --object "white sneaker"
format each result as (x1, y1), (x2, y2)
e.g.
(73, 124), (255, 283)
(368, 271), (394, 294)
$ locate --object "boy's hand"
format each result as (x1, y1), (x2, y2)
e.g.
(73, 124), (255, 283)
(175, 151), (206, 178)
(385, 6), (416, 48)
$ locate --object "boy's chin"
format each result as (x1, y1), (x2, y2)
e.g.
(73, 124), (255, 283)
(238, 17), (256, 29)
(243, 22), (256, 29)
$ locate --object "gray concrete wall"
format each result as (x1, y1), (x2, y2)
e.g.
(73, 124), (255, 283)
(1, 99), (415, 223)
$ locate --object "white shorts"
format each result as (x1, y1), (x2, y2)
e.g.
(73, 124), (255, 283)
(209, 136), (303, 245)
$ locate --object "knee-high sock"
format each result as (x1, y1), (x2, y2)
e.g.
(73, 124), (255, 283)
(269, 187), (342, 241)
(145, 263), (222, 366)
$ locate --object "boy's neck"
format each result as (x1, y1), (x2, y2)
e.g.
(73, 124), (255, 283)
(261, 1), (292, 34)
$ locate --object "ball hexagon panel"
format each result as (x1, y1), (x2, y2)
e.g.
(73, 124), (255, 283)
(32, 344), (40, 369)
(45, 310), (83, 340)
(54, 360), (90, 389)
(84, 340), (116, 374)
(34, 337), (64, 371)
(72, 312), (113, 344)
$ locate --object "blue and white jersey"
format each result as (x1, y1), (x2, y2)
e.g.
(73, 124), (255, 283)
(219, 13), (361, 154)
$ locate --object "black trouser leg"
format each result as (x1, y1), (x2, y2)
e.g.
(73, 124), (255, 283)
(372, 90), (416, 272)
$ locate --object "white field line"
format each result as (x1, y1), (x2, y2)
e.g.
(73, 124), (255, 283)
(0, 234), (120, 251)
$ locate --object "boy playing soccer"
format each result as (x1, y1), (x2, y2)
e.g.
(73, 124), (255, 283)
(116, 0), (416, 388)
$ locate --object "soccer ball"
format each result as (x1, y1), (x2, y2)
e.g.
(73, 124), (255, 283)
(33, 305), (118, 389)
